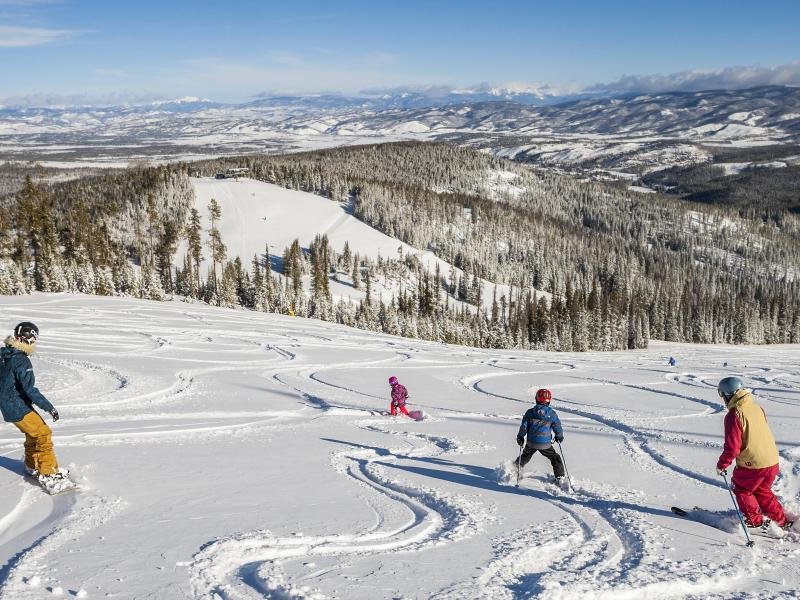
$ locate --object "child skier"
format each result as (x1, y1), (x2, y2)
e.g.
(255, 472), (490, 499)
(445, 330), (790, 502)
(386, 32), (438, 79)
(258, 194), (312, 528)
(0, 322), (73, 494)
(716, 376), (794, 531)
(516, 388), (566, 484)
(388, 376), (410, 417)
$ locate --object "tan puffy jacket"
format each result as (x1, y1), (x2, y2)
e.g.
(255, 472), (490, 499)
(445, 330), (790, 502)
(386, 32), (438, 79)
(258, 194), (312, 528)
(718, 390), (779, 470)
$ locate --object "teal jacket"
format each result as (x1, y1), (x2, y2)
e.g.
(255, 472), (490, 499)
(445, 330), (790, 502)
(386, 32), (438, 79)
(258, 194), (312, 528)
(0, 338), (54, 423)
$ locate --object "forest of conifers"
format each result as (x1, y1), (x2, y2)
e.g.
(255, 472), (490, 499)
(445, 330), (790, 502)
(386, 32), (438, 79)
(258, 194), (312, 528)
(1, 142), (798, 350)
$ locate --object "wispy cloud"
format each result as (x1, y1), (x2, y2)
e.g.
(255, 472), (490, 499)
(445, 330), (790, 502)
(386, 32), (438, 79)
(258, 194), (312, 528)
(0, 24), (73, 47)
(588, 62), (800, 94)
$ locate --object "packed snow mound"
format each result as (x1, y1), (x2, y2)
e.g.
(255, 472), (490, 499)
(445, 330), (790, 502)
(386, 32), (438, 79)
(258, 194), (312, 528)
(0, 293), (799, 598)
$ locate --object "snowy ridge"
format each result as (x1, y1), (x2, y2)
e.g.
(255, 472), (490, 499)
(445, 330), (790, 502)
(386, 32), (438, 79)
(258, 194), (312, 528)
(0, 294), (798, 598)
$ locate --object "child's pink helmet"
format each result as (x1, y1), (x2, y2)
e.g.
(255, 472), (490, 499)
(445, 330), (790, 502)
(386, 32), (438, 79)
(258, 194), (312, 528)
(389, 376), (399, 386)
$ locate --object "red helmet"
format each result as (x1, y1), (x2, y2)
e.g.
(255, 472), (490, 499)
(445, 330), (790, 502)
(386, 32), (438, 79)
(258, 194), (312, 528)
(535, 389), (552, 404)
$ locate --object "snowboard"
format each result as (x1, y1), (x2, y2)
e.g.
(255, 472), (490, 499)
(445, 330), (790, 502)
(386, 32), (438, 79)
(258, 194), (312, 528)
(671, 506), (795, 544)
(25, 470), (79, 496)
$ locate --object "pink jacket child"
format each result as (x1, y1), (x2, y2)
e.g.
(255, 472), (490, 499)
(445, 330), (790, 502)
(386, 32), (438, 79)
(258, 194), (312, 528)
(389, 376), (410, 417)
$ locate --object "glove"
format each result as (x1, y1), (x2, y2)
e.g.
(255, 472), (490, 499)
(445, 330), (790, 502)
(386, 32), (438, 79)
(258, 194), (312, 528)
(516, 436), (524, 447)
(716, 468), (727, 476)
(555, 435), (564, 443)
(49, 409), (59, 422)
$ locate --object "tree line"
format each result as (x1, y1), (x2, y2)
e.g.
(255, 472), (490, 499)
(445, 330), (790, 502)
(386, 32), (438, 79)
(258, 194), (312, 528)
(1, 143), (798, 350)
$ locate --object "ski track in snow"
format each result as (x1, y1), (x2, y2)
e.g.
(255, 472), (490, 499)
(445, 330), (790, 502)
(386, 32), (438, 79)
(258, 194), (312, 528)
(455, 362), (800, 598)
(0, 295), (799, 598)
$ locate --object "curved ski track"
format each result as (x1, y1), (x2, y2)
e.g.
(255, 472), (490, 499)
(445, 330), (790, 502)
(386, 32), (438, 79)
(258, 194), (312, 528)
(0, 296), (798, 599)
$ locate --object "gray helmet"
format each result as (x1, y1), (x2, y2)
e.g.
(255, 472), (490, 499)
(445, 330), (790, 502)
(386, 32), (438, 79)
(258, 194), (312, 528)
(718, 376), (744, 400)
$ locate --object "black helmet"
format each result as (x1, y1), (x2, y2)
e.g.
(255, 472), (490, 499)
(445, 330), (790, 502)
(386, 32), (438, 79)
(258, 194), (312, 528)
(14, 322), (39, 344)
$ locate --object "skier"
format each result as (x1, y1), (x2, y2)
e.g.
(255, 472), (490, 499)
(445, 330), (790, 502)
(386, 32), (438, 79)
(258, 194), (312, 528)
(516, 389), (566, 484)
(0, 322), (72, 493)
(669, 356), (677, 367)
(716, 376), (793, 531)
(388, 376), (410, 417)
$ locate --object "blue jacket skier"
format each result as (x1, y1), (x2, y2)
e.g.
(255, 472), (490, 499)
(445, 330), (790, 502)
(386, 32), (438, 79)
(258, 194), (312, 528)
(516, 388), (565, 481)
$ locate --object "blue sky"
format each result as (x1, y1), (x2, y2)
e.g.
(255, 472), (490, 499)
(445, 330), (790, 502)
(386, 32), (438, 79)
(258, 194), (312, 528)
(1, 0), (799, 103)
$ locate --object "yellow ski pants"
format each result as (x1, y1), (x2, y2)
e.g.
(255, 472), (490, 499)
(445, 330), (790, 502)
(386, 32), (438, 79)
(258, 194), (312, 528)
(14, 411), (59, 475)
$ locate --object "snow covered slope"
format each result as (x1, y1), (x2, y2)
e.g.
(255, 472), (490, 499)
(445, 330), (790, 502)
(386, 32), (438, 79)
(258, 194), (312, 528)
(191, 177), (423, 268)
(186, 177), (511, 306)
(0, 294), (798, 599)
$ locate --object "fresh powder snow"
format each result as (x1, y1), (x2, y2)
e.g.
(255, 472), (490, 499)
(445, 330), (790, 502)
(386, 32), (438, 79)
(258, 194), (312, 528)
(0, 294), (798, 598)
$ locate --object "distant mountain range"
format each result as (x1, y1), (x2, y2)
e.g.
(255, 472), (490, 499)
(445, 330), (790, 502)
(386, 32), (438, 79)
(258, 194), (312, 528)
(1, 85), (798, 181)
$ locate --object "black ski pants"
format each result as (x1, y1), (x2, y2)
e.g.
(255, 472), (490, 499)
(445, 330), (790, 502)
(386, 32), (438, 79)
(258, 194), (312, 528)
(517, 444), (565, 478)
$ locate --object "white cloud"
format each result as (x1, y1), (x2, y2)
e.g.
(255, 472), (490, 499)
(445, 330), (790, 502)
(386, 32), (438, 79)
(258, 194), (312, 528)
(0, 24), (72, 47)
(359, 81), (582, 98)
(588, 62), (800, 94)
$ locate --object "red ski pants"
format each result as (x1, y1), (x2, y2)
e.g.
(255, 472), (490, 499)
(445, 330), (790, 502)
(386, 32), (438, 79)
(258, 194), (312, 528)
(731, 464), (786, 526)
(390, 402), (409, 417)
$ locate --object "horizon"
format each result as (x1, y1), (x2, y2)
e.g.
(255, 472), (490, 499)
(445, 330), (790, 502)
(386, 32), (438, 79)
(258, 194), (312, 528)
(1, 0), (799, 107)
(2, 79), (800, 110)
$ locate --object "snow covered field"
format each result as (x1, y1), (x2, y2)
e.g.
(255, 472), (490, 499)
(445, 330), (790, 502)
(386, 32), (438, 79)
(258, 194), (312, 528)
(0, 294), (798, 599)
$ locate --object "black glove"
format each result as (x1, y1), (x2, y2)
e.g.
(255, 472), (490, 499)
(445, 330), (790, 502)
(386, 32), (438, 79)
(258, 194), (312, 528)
(555, 435), (563, 443)
(516, 436), (524, 447)
(49, 409), (59, 422)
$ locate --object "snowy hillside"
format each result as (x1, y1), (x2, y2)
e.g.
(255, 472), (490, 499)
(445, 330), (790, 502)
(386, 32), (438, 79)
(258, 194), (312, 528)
(0, 294), (798, 599)
(185, 177), (512, 307)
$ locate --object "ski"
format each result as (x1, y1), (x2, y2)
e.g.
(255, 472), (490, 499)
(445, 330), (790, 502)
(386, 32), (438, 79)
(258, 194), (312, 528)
(671, 506), (792, 542)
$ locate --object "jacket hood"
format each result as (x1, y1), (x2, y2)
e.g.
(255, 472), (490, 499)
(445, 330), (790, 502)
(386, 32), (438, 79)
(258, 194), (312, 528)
(4, 335), (35, 356)
(725, 388), (751, 411)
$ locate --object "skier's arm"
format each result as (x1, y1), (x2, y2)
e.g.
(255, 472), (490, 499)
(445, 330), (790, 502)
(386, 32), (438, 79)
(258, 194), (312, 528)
(14, 358), (55, 414)
(517, 413), (529, 443)
(717, 411), (742, 471)
(552, 411), (564, 443)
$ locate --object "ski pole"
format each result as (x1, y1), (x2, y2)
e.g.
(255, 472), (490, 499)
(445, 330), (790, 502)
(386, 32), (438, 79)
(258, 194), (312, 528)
(515, 443), (524, 488)
(721, 471), (755, 548)
(557, 441), (574, 491)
